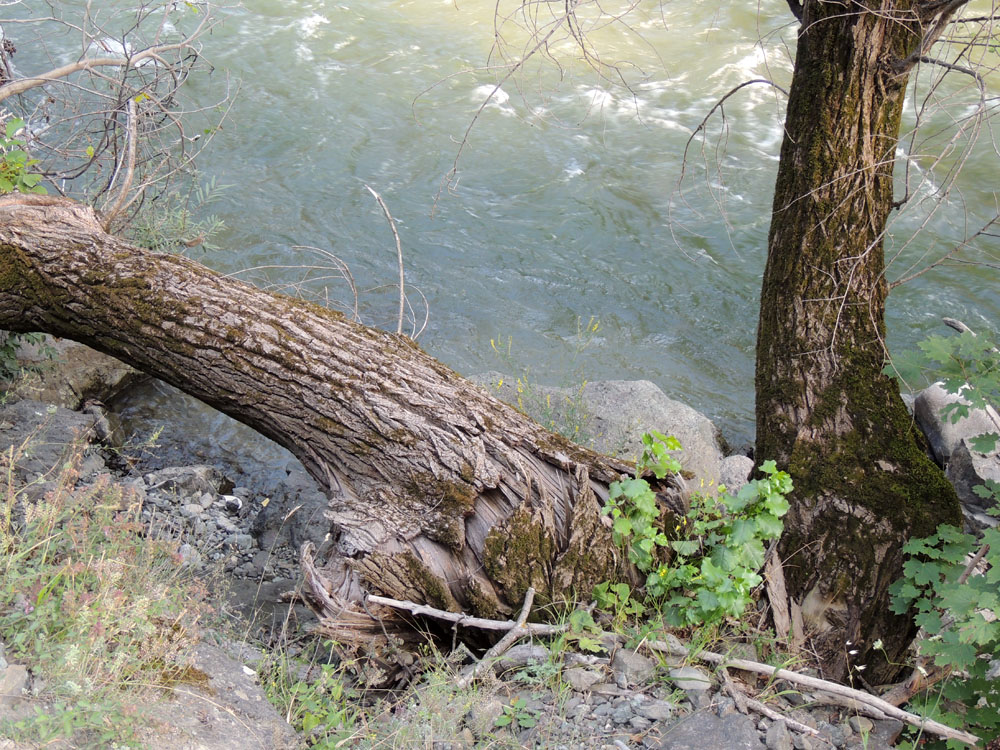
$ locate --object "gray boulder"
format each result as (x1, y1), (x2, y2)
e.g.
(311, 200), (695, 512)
(139, 640), (300, 750)
(7, 335), (138, 410)
(914, 382), (999, 465)
(720, 454), (755, 492)
(658, 711), (765, 749)
(250, 463), (333, 552)
(913, 382), (1000, 528)
(473, 373), (725, 485)
(0, 399), (104, 482)
(946, 439), (1000, 529)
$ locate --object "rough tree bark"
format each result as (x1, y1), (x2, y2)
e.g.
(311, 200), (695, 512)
(757, 0), (965, 682)
(0, 194), (674, 630)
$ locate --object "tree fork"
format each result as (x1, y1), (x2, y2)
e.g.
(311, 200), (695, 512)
(0, 194), (661, 621)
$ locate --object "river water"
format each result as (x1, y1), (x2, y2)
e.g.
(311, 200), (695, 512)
(24, 1), (1000, 456)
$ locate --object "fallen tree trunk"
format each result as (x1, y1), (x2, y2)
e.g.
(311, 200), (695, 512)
(0, 194), (672, 621)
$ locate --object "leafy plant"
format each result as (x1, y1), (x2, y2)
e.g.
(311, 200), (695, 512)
(286, 662), (358, 747)
(126, 176), (229, 253)
(561, 606), (606, 654)
(494, 697), (539, 729)
(0, 117), (47, 194)
(885, 327), (1000, 747)
(0, 331), (54, 383)
(601, 433), (792, 627)
(601, 430), (682, 570)
(655, 462), (791, 626)
(592, 581), (645, 626)
(889, 525), (1000, 748)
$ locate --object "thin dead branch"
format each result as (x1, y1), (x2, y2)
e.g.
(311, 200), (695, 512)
(326, 587), (977, 745)
(364, 185), (406, 336)
(643, 638), (980, 746)
(455, 586), (539, 689)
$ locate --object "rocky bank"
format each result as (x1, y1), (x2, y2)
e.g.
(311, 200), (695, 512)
(0, 339), (995, 749)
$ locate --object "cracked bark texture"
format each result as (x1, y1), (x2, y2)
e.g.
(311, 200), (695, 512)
(0, 194), (663, 625)
(757, 0), (962, 682)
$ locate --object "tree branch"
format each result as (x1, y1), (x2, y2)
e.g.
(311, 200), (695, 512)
(0, 38), (200, 103)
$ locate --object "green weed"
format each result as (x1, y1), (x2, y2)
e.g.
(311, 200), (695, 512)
(600, 432), (792, 627)
(0, 438), (208, 747)
(0, 116), (47, 195)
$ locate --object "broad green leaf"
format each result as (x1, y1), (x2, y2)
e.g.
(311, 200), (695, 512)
(914, 609), (943, 634)
(969, 433), (999, 453)
(670, 539), (698, 556)
(754, 513), (784, 539)
(730, 518), (756, 546)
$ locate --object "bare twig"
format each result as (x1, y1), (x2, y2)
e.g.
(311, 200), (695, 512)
(101, 97), (136, 231)
(455, 586), (538, 689)
(643, 638), (980, 746)
(365, 592), (567, 637)
(364, 185), (406, 336)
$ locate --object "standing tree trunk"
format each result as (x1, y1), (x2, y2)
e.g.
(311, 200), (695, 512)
(0, 194), (668, 629)
(756, 0), (963, 682)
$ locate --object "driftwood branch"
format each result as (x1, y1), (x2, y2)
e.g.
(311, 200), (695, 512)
(643, 639), (980, 746)
(366, 593), (567, 637)
(720, 666), (820, 738)
(101, 97), (137, 231)
(455, 587), (538, 689)
(351, 591), (979, 746)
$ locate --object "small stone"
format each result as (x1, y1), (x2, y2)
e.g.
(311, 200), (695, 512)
(766, 719), (794, 750)
(611, 701), (634, 724)
(565, 667), (603, 692)
(199, 492), (215, 509)
(715, 695), (737, 717)
(591, 682), (625, 696)
(687, 689), (713, 710)
(667, 666), (712, 692)
(592, 701), (615, 718)
(0, 664), (29, 708)
(177, 543), (202, 568)
(180, 503), (204, 518)
(612, 649), (657, 685)
(816, 721), (846, 748)
(631, 715), (653, 731)
(848, 716), (873, 734)
(216, 515), (238, 532)
(871, 719), (904, 745)
(792, 735), (813, 750)
(656, 711), (765, 749)
(637, 698), (674, 721)
(776, 681), (809, 705)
